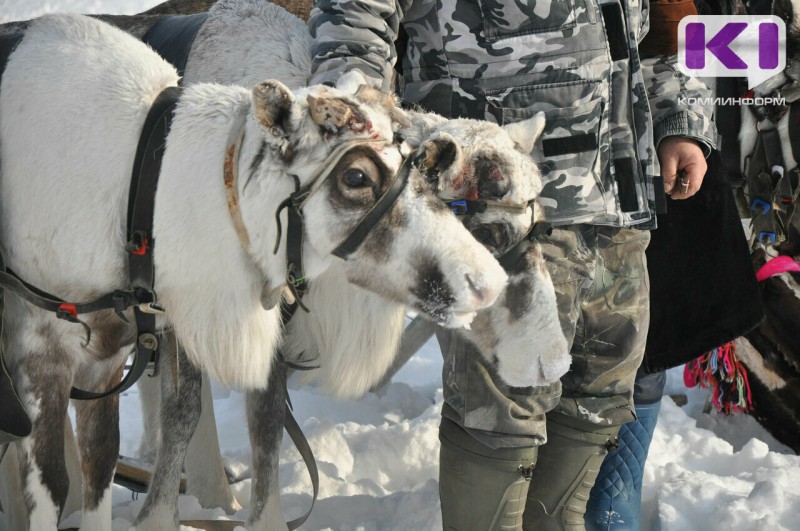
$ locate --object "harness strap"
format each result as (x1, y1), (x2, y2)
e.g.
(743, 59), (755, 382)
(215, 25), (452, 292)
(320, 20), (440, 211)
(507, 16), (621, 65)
(141, 13), (208, 78)
(71, 86), (182, 400)
(284, 406), (319, 530)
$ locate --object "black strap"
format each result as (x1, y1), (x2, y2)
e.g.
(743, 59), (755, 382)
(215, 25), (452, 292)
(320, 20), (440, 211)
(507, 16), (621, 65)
(332, 153), (413, 259)
(285, 199), (310, 309)
(141, 13), (208, 78)
(497, 208), (552, 272)
(71, 87), (181, 400)
(284, 407), (319, 530)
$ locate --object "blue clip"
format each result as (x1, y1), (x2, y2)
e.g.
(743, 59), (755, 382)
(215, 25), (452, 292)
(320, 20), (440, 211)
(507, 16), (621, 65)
(450, 200), (468, 215)
(750, 198), (771, 214)
(758, 231), (776, 245)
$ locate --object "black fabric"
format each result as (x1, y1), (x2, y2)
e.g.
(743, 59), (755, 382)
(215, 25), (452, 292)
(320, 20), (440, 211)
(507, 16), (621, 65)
(141, 13), (208, 78)
(652, 175), (668, 214)
(0, 351), (31, 444)
(643, 151), (765, 373)
(601, 3), (630, 61)
(0, 32), (23, 88)
(0, 247), (32, 445)
(615, 158), (640, 212)
(632, 365), (667, 404)
(790, 103), (800, 165)
(542, 133), (598, 157)
(715, 77), (744, 181)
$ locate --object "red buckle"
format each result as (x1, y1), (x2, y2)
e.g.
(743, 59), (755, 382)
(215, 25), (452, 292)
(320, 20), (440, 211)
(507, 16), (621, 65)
(132, 238), (148, 256)
(58, 303), (78, 318)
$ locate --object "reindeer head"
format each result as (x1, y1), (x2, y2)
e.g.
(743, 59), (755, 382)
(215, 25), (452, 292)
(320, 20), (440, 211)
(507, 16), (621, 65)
(404, 112), (571, 388)
(247, 81), (507, 327)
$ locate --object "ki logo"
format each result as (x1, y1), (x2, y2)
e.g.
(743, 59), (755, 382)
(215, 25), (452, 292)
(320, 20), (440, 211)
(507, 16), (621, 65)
(678, 15), (786, 89)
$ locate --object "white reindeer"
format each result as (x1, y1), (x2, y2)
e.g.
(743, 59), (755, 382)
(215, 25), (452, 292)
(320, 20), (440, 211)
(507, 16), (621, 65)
(0, 12), (508, 530)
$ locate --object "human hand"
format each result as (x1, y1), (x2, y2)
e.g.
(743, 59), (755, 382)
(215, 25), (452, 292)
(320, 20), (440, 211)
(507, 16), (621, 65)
(658, 136), (707, 200)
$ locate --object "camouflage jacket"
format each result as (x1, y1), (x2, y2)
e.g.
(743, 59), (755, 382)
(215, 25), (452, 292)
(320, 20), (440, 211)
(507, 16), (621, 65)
(309, 0), (719, 228)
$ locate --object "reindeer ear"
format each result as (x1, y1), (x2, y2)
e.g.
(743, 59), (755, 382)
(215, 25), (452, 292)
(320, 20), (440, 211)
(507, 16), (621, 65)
(416, 132), (462, 183)
(502, 112), (546, 154)
(307, 94), (360, 133)
(252, 80), (296, 135)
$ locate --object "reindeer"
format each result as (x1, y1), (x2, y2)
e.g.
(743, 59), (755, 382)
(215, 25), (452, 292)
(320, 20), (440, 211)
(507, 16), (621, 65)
(0, 12), (509, 530)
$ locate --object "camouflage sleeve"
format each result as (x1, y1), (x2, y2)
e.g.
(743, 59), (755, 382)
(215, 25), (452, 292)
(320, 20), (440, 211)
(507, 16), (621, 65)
(642, 54), (720, 156)
(308, 0), (404, 92)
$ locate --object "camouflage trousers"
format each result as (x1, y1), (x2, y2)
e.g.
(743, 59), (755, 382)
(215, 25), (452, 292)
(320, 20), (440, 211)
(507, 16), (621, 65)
(438, 224), (651, 449)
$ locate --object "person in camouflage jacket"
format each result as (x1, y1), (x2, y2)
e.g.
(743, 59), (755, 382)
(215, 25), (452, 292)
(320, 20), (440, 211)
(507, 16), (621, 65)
(308, 0), (718, 529)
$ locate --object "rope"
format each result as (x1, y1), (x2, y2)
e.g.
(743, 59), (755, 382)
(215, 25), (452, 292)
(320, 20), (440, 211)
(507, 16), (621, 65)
(684, 341), (754, 414)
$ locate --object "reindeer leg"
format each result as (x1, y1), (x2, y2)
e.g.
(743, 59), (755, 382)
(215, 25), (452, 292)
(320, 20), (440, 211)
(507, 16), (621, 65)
(0, 442), (28, 530)
(134, 336), (202, 531)
(246, 360), (288, 531)
(184, 371), (241, 513)
(15, 351), (73, 530)
(72, 367), (122, 531)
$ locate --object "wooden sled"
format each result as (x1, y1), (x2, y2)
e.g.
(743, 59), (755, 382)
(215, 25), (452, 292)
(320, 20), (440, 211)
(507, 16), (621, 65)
(114, 454), (188, 494)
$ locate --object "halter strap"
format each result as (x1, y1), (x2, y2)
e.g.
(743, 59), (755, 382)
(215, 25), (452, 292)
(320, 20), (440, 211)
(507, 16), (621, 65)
(273, 139), (408, 306)
(223, 110), (251, 251)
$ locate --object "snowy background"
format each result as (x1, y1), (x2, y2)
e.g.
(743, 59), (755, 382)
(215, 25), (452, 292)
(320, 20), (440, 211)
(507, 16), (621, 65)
(1, 1), (799, 530)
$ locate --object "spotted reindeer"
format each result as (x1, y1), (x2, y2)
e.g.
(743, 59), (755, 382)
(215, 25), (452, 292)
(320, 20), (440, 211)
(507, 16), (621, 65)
(0, 12), (509, 530)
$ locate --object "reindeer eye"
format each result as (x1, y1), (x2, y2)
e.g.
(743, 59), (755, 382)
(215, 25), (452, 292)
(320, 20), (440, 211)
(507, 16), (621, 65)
(472, 227), (496, 247)
(343, 168), (368, 188)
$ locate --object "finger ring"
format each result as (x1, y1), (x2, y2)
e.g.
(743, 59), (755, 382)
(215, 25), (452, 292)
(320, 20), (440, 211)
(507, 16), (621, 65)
(680, 178), (689, 190)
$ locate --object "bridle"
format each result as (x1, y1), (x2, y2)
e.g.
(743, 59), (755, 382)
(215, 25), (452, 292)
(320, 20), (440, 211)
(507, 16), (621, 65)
(223, 120), (412, 310)
(276, 139), (413, 308)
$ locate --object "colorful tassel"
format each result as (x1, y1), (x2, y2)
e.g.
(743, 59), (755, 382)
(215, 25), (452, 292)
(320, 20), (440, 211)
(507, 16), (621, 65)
(684, 341), (754, 414)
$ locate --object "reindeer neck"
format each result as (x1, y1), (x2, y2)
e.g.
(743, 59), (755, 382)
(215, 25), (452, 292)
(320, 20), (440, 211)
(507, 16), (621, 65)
(235, 118), (301, 291)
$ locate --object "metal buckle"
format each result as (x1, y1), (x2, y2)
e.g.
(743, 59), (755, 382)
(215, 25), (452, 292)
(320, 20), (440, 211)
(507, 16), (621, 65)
(138, 302), (165, 315)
